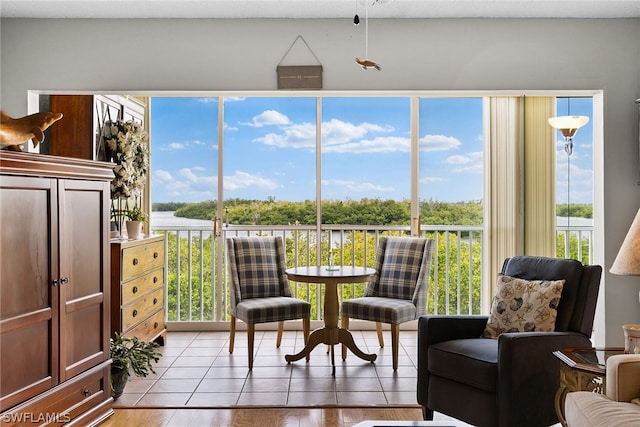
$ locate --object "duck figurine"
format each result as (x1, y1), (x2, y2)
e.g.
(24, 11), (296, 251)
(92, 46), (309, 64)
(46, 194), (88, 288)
(355, 58), (381, 71)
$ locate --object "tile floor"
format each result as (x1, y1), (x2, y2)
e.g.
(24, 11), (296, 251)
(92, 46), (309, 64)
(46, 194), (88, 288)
(114, 329), (424, 408)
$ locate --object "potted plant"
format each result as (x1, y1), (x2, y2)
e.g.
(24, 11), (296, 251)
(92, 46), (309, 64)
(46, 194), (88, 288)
(125, 206), (146, 239)
(110, 333), (162, 400)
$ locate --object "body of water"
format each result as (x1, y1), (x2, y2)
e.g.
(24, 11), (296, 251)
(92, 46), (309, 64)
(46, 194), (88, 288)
(151, 211), (214, 228)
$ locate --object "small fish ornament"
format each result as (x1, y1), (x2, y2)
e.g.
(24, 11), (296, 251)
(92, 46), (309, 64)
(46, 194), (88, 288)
(355, 58), (381, 71)
(0, 110), (63, 151)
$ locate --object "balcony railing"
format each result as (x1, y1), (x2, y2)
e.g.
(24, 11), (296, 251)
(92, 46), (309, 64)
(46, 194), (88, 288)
(150, 223), (593, 324)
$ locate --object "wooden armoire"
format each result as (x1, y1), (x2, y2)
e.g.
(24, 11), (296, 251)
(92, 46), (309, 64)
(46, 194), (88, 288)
(0, 151), (114, 425)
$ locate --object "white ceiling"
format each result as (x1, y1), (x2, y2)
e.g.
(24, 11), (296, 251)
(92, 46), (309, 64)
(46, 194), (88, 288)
(1, 0), (639, 19)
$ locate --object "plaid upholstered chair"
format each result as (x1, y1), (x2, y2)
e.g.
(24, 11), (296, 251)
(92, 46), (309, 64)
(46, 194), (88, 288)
(341, 236), (434, 370)
(226, 236), (311, 370)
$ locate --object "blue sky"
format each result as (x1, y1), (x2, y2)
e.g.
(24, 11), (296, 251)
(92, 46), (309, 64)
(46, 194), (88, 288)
(150, 96), (593, 206)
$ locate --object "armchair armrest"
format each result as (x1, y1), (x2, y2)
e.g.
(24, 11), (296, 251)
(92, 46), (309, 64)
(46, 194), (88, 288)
(496, 331), (593, 425)
(606, 354), (640, 402)
(418, 315), (488, 346)
(417, 315), (488, 410)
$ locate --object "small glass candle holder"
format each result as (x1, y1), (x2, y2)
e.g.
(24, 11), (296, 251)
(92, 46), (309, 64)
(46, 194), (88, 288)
(623, 324), (640, 354)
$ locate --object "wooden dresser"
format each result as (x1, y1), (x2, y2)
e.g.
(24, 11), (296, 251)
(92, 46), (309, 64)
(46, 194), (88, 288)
(0, 151), (113, 425)
(110, 235), (167, 345)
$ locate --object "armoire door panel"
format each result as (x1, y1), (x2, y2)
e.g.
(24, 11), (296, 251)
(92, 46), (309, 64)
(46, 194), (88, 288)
(0, 321), (52, 402)
(57, 178), (109, 381)
(61, 303), (105, 379)
(0, 177), (55, 319)
(0, 175), (58, 411)
(60, 183), (103, 300)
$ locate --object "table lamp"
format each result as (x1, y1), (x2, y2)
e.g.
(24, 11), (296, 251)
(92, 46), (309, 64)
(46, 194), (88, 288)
(610, 207), (640, 353)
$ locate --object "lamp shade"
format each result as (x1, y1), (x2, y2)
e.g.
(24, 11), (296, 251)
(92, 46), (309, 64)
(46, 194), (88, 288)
(548, 115), (590, 138)
(611, 208), (640, 276)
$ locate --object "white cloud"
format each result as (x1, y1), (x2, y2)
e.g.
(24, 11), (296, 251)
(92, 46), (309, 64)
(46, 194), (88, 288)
(224, 122), (239, 132)
(179, 168), (199, 182)
(255, 117), (404, 153)
(325, 136), (410, 153)
(257, 122), (316, 149)
(160, 140), (205, 151)
(165, 142), (187, 150)
(447, 151), (483, 173)
(196, 98), (218, 104)
(446, 155), (471, 165)
(419, 134), (462, 152)
(154, 169), (173, 182)
(155, 167), (279, 200)
(322, 179), (394, 193)
(420, 176), (446, 184)
(225, 170), (279, 191)
(322, 119), (391, 145)
(246, 110), (291, 127)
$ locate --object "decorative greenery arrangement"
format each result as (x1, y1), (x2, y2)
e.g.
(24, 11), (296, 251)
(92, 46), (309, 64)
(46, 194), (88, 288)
(110, 333), (161, 378)
(103, 120), (149, 199)
(126, 206), (146, 222)
(110, 333), (162, 399)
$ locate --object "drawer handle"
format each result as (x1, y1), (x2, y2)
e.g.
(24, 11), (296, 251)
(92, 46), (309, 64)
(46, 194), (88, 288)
(60, 277), (69, 285)
(153, 276), (158, 284)
(132, 257), (139, 266)
(153, 298), (158, 305)
(132, 286), (138, 294)
(153, 252), (159, 259)
(84, 389), (92, 397)
(132, 309), (138, 317)
(154, 322), (159, 328)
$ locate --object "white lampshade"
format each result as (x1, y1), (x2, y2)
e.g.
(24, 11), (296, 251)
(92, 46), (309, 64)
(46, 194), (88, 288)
(548, 115), (590, 138)
(611, 208), (640, 276)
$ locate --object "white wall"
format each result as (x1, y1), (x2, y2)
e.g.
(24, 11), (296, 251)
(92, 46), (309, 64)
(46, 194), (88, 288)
(2, 17), (639, 345)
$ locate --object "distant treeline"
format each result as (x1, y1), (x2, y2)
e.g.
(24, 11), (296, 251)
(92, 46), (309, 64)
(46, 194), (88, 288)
(152, 199), (592, 226)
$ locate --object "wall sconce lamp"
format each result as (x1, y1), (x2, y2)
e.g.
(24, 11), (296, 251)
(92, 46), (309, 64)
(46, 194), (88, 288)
(548, 115), (590, 156)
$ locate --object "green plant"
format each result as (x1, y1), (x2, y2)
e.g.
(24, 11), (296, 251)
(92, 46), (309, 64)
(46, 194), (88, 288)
(126, 206), (146, 222)
(110, 333), (161, 378)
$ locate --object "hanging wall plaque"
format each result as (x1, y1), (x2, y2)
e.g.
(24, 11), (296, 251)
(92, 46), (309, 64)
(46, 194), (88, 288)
(276, 35), (323, 90)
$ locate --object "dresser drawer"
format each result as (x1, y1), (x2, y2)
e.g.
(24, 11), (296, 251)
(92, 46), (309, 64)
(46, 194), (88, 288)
(123, 309), (165, 343)
(121, 240), (164, 282)
(122, 287), (164, 331)
(122, 268), (164, 303)
(0, 362), (110, 426)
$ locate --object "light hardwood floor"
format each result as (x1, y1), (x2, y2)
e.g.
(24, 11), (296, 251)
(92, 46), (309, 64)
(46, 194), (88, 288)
(101, 407), (425, 427)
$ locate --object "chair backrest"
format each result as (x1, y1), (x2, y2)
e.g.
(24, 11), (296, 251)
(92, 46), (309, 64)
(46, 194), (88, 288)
(501, 256), (602, 336)
(226, 236), (291, 310)
(365, 236), (434, 315)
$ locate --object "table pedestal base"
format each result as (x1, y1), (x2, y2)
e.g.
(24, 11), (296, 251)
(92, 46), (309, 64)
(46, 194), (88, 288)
(285, 327), (377, 375)
(284, 266), (378, 376)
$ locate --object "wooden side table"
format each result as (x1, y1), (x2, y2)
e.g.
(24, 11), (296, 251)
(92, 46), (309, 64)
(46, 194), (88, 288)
(553, 347), (624, 427)
(284, 266), (377, 375)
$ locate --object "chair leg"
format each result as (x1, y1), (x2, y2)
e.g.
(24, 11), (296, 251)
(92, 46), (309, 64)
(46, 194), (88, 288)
(376, 322), (384, 348)
(247, 323), (255, 371)
(422, 407), (434, 421)
(276, 321), (284, 348)
(229, 316), (236, 354)
(303, 318), (311, 362)
(391, 323), (399, 371)
(341, 317), (349, 360)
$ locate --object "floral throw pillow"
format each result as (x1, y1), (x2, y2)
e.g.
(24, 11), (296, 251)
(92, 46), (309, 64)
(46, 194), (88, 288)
(482, 275), (565, 339)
